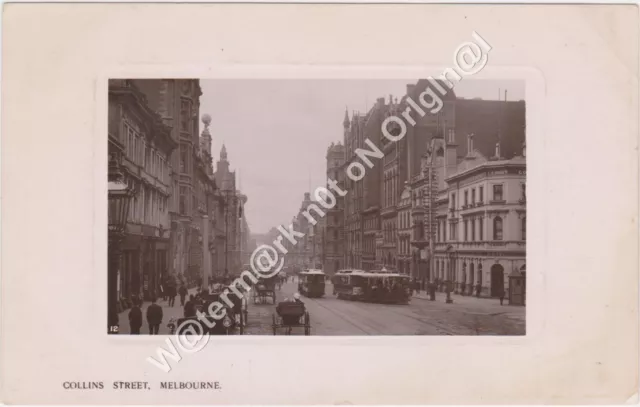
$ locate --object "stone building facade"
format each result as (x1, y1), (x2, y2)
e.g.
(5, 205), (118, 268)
(432, 138), (526, 298)
(324, 142), (346, 275)
(133, 79), (204, 287)
(108, 79), (176, 305)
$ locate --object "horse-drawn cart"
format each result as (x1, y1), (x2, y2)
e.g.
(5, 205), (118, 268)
(167, 291), (245, 335)
(271, 301), (310, 335)
(252, 276), (277, 304)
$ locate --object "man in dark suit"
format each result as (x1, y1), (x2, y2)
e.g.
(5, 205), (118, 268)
(146, 298), (163, 335)
(128, 300), (143, 334)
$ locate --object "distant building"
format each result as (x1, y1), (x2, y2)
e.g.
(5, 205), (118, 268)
(214, 145), (244, 278)
(361, 98), (386, 271)
(343, 111), (367, 270)
(324, 141), (345, 274)
(397, 183), (412, 275)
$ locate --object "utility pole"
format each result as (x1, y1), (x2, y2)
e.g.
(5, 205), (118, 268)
(428, 155), (435, 288)
(224, 194), (229, 278)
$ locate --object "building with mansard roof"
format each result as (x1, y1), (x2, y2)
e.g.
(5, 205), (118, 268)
(417, 130), (526, 301)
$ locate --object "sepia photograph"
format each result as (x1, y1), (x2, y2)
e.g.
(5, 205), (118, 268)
(3, 3), (637, 404)
(108, 77), (527, 337)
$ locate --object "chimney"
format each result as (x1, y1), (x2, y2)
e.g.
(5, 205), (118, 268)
(304, 192), (311, 201)
(406, 84), (416, 95)
(377, 97), (385, 106)
(447, 128), (455, 144)
(495, 142), (501, 158)
(389, 94), (393, 105)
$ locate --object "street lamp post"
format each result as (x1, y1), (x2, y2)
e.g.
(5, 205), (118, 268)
(445, 249), (454, 304)
(108, 153), (135, 334)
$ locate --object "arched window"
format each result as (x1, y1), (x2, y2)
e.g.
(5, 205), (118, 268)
(521, 217), (526, 240)
(493, 216), (503, 240)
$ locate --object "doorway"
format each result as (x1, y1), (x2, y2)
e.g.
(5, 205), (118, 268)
(490, 264), (504, 297)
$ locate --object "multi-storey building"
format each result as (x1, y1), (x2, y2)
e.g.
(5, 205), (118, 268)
(214, 145), (244, 278)
(188, 115), (217, 285)
(309, 215), (325, 269)
(343, 111), (367, 269)
(435, 135), (526, 297)
(297, 192), (314, 267)
(279, 192), (314, 269)
(421, 128), (526, 299)
(108, 79), (176, 306)
(235, 191), (249, 271)
(239, 212), (253, 267)
(397, 183), (412, 275)
(134, 79), (204, 287)
(324, 142), (345, 274)
(404, 80), (525, 286)
(330, 79), (525, 297)
(380, 96), (408, 271)
(361, 98), (385, 271)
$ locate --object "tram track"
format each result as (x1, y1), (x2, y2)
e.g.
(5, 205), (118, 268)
(340, 297), (461, 335)
(306, 296), (377, 335)
(281, 280), (465, 335)
(309, 293), (460, 336)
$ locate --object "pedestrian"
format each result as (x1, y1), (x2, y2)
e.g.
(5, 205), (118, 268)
(128, 300), (143, 335)
(146, 297), (163, 335)
(499, 288), (505, 306)
(179, 284), (188, 306)
(184, 294), (197, 318)
(168, 279), (177, 307)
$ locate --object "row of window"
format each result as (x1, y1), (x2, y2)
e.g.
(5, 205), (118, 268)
(384, 173), (399, 209)
(398, 210), (411, 230)
(123, 122), (169, 184)
(398, 235), (411, 256)
(364, 218), (378, 231)
(452, 183), (526, 209)
(451, 185), (486, 209)
(363, 236), (376, 254)
(438, 216), (526, 242)
(383, 222), (397, 244)
(128, 183), (168, 226)
(179, 99), (192, 134)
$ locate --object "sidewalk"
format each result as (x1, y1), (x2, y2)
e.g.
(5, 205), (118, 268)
(117, 288), (199, 335)
(411, 290), (525, 320)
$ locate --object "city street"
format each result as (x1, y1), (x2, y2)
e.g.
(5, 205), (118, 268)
(243, 279), (525, 336)
(116, 281), (524, 335)
(117, 288), (199, 335)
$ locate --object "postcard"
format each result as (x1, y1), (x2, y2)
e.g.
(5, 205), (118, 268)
(1, 3), (637, 405)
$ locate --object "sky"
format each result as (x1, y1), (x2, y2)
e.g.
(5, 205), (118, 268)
(199, 79), (525, 234)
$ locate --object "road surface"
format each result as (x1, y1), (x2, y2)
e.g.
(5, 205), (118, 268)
(243, 279), (525, 335)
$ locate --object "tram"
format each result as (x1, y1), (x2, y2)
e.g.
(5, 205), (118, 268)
(298, 269), (326, 298)
(332, 269), (411, 304)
